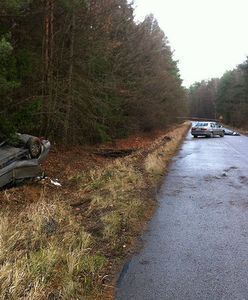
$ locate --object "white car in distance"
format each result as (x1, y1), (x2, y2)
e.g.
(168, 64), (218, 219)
(191, 122), (225, 138)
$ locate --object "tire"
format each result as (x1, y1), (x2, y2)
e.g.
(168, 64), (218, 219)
(209, 132), (214, 138)
(193, 135), (197, 138)
(27, 137), (42, 158)
(220, 132), (224, 137)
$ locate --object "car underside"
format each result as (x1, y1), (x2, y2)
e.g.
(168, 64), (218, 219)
(0, 134), (50, 188)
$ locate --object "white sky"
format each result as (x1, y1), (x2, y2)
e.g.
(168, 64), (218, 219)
(133, 0), (248, 87)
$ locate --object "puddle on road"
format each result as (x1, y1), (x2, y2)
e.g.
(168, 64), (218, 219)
(116, 260), (131, 287)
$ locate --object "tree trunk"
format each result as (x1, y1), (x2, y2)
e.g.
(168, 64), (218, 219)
(41, 0), (55, 137)
(64, 7), (75, 143)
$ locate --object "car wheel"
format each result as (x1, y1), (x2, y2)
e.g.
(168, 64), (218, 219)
(220, 133), (224, 137)
(193, 135), (197, 138)
(209, 132), (214, 138)
(27, 137), (42, 158)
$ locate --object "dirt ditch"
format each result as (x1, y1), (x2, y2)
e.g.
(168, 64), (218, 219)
(0, 122), (190, 300)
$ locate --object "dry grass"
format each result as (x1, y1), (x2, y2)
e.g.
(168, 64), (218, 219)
(144, 124), (190, 181)
(0, 197), (107, 299)
(0, 122), (190, 299)
(70, 160), (149, 254)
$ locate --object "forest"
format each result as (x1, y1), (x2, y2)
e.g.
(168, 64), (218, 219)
(188, 58), (248, 127)
(0, 0), (187, 144)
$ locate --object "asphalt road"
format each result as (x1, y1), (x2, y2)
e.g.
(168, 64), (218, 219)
(116, 131), (248, 300)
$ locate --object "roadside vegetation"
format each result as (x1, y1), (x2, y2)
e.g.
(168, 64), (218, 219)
(0, 0), (187, 143)
(0, 1), (190, 299)
(0, 122), (190, 299)
(188, 58), (248, 128)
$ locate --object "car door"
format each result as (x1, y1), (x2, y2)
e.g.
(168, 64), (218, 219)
(210, 123), (216, 135)
(215, 123), (222, 135)
(213, 123), (218, 135)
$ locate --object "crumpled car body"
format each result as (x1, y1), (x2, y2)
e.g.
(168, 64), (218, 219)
(223, 128), (240, 136)
(0, 134), (51, 188)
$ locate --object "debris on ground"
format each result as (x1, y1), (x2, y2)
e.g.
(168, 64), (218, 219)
(94, 149), (134, 158)
(50, 179), (62, 187)
(0, 123), (190, 300)
(42, 129), (173, 181)
(223, 128), (240, 136)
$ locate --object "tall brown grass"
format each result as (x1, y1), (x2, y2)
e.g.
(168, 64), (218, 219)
(0, 198), (106, 299)
(0, 122), (190, 299)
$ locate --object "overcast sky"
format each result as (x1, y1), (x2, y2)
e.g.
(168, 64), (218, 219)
(134, 0), (248, 87)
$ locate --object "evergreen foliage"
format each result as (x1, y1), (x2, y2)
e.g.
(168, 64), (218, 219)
(188, 57), (248, 128)
(0, 0), (187, 143)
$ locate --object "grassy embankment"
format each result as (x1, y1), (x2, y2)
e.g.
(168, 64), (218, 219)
(0, 122), (190, 299)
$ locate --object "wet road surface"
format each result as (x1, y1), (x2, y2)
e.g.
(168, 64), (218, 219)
(116, 132), (248, 300)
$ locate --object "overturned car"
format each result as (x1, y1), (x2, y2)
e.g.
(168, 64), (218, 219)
(0, 134), (50, 188)
(222, 128), (240, 136)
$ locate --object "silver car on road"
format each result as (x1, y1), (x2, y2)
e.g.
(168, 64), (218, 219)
(191, 122), (225, 138)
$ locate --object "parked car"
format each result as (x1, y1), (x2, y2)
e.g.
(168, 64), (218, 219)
(191, 122), (225, 138)
(0, 134), (51, 188)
